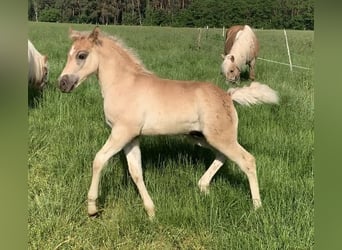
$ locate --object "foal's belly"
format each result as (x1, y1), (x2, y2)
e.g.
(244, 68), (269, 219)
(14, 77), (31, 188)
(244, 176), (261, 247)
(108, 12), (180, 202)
(141, 113), (201, 135)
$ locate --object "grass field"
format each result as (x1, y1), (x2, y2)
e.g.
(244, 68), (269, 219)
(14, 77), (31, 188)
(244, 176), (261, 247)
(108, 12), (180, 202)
(28, 22), (314, 249)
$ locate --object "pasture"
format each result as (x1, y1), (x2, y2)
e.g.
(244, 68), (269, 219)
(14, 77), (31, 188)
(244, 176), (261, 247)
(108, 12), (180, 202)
(28, 22), (313, 249)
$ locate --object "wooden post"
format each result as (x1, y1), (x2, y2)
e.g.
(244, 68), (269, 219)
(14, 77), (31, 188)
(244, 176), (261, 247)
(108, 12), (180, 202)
(197, 28), (202, 49)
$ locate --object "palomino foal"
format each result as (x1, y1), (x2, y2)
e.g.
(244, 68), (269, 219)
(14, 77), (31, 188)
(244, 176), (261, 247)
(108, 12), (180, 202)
(58, 27), (278, 218)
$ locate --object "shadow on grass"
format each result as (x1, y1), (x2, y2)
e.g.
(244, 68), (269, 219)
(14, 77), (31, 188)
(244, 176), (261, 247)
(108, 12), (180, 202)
(28, 86), (44, 108)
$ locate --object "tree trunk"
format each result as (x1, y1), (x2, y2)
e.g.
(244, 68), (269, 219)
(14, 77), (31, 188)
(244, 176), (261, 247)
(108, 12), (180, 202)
(32, 0), (38, 22)
(137, 0), (142, 25)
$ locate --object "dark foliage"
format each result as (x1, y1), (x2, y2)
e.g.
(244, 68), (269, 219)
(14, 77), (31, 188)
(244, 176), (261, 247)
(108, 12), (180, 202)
(28, 0), (314, 30)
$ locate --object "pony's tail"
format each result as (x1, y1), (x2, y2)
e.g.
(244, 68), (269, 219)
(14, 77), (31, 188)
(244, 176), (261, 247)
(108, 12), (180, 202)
(228, 81), (279, 106)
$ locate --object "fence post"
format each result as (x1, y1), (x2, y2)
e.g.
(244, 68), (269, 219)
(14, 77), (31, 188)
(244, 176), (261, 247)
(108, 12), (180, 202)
(197, 28), (202, 49)
(283, 29), (293, 72)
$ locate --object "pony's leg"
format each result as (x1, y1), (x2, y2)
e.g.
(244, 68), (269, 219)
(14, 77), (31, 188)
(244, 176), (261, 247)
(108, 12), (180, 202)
(198, 153), (226, 194)
(123, 138), (155, 218)
(249, 58), (256, 80)
(218, 141), (261, 209)
(87, 126), (133, 216)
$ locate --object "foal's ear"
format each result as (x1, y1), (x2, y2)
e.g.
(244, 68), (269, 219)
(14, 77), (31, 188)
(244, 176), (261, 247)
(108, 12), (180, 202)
(89, 26), (101, 45)
(69, 27), (81, 41)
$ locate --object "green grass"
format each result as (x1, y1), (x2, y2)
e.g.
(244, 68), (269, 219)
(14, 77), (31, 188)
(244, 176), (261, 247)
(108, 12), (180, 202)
(28, 22), (313, 249)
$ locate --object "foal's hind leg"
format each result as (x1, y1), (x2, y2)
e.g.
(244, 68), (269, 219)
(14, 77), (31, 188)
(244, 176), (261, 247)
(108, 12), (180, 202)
(123, 138), (155, 218)
(206, 132), (261, 209)
(188, 135), (226, 194)
(198, 153), (226, 194)
(221, 142), (261, 209)
(87, 126), (134, 216)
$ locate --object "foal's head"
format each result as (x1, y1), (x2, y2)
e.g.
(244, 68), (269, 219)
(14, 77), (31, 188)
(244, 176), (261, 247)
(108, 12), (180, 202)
(58, 27), (102, 93)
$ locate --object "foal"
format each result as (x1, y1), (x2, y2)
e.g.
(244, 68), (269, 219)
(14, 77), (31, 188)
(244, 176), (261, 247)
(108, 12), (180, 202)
(58, 27), (278, 218)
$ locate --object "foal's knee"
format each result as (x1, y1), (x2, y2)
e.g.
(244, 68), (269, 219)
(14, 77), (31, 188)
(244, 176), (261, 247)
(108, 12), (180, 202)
(93, 152), (108, 172)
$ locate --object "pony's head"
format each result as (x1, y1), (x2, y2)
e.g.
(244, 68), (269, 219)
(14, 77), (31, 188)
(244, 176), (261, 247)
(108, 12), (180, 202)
(221, 54), (240, 83)
(58, 27), (102, 93)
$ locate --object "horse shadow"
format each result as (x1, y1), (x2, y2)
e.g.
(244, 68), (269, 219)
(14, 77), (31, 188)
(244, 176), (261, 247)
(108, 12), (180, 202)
(239, 70), (250, 81)
(28, 79), (53, 108)
(28, 86), (44, 108)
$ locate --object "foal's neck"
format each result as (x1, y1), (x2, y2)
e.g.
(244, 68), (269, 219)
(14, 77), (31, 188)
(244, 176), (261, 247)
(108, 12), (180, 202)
(97, 37), (152, 93)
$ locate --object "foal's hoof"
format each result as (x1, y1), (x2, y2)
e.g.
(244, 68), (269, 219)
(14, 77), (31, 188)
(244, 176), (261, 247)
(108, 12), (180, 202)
(198, 181), (210, 195)
(88, 211), (100, 218)
(148, 213), (155, 221)
(253, 199), (262, 210)
(88, 206), (99, 217)
(146, 207), (155, 220)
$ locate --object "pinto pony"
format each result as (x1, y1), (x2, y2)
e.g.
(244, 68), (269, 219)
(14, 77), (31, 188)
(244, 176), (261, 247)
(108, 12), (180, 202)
(221, 25), (259, 83)
(28, 40), (48, 89)
(58, 27), (278, 218)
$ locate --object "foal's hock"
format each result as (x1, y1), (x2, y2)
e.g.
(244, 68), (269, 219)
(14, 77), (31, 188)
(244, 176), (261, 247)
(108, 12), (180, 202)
(58, 27), (278, 218)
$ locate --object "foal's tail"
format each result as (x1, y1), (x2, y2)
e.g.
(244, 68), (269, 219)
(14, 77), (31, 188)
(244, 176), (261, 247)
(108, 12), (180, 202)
(228, 81), (279, 106)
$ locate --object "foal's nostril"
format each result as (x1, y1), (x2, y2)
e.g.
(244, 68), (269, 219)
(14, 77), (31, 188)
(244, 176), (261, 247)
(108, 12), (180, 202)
(60, 75), (68, 84)
(59, 75), (70, 91)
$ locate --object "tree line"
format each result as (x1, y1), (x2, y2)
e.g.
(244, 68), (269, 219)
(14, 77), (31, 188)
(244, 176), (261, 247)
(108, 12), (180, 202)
(28, 0), (314, 30)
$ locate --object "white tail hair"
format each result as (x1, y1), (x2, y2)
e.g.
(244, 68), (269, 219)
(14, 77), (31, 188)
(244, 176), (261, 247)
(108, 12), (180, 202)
(228, 81), (279, 106)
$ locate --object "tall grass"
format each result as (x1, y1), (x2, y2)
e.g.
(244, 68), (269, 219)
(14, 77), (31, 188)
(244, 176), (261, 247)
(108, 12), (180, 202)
(28, 22), (313, 249)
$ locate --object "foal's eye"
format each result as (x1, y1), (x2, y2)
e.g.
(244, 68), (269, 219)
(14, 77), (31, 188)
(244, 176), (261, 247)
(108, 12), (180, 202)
(77, 52), (88, 60)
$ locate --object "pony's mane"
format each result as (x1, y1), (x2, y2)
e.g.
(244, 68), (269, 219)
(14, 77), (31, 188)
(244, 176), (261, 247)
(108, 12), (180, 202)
(72, 30), (152, 75)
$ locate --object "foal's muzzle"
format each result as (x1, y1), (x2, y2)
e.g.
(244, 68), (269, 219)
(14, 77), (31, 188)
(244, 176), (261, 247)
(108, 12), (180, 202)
(59, 74), (79, 93)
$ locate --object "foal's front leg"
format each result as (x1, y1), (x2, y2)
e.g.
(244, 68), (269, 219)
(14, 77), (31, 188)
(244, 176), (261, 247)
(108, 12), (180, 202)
(87, 126), (133, 216)
(124, 139), (155, 218)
